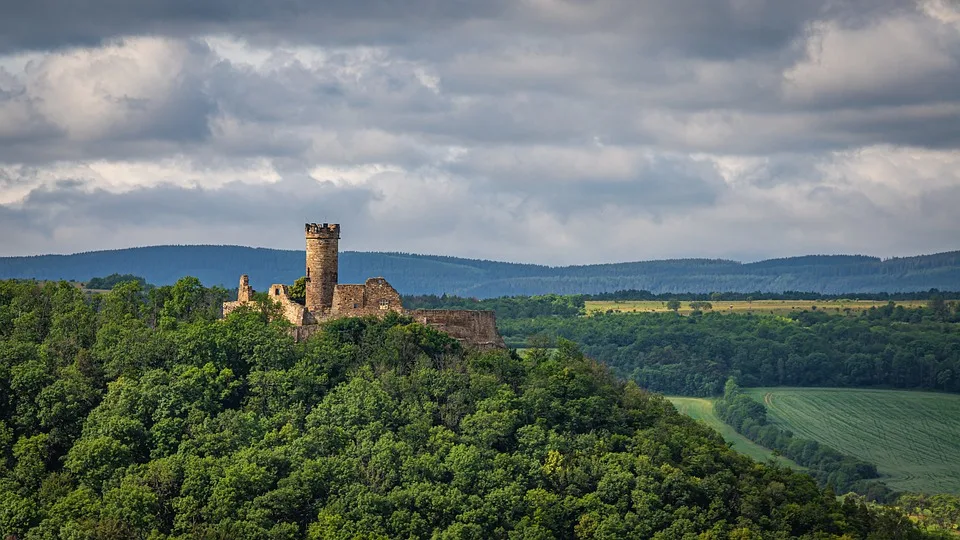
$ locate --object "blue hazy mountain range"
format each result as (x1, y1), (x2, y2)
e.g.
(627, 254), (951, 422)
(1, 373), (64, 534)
(1, 246), (958, 297)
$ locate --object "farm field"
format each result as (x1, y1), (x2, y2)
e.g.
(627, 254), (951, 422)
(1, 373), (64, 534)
(667, 397), (801, 469)
(743, 388), (960, 494)
(585, 299), (926, 316)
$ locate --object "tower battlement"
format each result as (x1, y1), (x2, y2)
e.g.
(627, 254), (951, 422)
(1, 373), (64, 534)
(305, 223), (340, 238)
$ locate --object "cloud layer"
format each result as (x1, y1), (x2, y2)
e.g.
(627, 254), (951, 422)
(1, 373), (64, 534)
(0, 0), (958, 264)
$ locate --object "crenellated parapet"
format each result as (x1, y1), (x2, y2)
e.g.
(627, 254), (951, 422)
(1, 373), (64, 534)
(305, 223), (340, 238)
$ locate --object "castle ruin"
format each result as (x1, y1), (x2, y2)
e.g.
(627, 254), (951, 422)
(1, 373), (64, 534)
(223, 223), (505, 349)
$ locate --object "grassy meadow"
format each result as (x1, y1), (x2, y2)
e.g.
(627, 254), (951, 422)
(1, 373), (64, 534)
(585, 299), (926, 316)
(742, 388), (960, 494)
(667, 397), (801, 469)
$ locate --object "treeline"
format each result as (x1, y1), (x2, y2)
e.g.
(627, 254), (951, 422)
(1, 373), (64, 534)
(0, 278), (940, 538)
(715, 379), (891, 501)
(3, 245), (959, 296)
(85, 273), (148, 290)
(499, 304), (960, 395)
(402, 293), (585, 319)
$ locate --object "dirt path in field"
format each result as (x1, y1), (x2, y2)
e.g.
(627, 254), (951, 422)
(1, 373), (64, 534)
(764, 392), (774, 406)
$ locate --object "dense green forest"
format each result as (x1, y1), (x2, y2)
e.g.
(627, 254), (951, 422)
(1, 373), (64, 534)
(498, 302), (960, 396)
(2, 246), (959, 296)
(403, 294), (587, 319)
(0, 278), (946, 538)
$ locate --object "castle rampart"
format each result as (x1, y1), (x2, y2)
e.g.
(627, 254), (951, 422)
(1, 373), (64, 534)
(223, 280), (311, 325)
(409, 309), (505, 350)
(223, 223), (504, 349)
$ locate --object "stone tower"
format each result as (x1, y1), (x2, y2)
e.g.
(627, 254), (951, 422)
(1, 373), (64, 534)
(304, 223), (340, 313)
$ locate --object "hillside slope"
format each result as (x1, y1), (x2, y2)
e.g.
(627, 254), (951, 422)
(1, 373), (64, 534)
(0, 279), (937, 539)
(1, 246), (959, 296)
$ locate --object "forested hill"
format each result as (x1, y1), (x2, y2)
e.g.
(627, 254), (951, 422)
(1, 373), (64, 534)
(0, 279), (939, 538)
(1, 245), (959, 297)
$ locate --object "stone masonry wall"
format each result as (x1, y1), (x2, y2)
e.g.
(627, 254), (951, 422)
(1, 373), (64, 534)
(291, 308), (502, 350)
(331, 284), (365, 313)
(361, 278), (404, 312)
(266, 284), (308, 326)
(223, 282), (309, 325)
(330, 278), (404, 317)
(238, 275), (254, 302)
(409, 309), (505, 350)
(223, 274), (257, 317)
(222, 300), (245, 318)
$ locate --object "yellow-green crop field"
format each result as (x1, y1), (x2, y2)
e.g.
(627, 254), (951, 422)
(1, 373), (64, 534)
(667, 397), (802, 469)
(742, 388), (960, 494)
(585, 299), (926, 316)
(671, 389), (960, 495)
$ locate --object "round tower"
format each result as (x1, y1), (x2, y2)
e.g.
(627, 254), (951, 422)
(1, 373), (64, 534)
(305, 223), (340, 314)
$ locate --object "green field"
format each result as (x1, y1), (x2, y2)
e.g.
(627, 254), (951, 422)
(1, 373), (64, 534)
(742, 388), (960, 494)
(667, 397), (801, 469)
(585, 299), (925, 316)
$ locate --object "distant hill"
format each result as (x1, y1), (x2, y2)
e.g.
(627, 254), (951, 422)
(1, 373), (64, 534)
(1, 246), (958, 297)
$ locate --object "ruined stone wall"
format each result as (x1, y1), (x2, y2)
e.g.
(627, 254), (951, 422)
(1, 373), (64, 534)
(332, 284), (365, 313)
(305, 223), (339, 314)
(237, 275), (254, 302)
(409, 309), (505, 350)
(362, 278), (403, 312)
(224, 274), (257, 317)
(328, 278), (404, 317)
(222, 300), (245, 318)
(267, 283), (309, 326)
(291, 309), (504, 350)
(223, 281), (308, 326)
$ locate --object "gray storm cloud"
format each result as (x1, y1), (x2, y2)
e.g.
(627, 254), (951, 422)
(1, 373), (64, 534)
(0, 0), (957, 263)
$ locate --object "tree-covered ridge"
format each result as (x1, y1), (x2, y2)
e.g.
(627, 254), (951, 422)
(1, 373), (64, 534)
(498, 303), (960, 396)
(2, 246), (959, 296)
(0, 279), (942, 538)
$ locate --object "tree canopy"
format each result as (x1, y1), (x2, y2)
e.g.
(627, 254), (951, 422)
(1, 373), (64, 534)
(499, 304), (960, 396)
(0, 278), (947, 538)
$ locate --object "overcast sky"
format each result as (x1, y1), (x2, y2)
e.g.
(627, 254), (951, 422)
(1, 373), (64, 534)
(0, 0), (958, 264)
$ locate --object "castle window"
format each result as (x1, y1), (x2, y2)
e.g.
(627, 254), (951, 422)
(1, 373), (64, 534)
(353, 303), (359, 308)
(379, 299), (390, 310)
(274, 287), (280, 295)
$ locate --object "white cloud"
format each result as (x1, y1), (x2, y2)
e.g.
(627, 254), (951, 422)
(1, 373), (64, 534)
(19, 37), (211, 141)
(0, 157), (282, 204)
(0, 1), (958, 263)
(783, 14), (960, 106)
